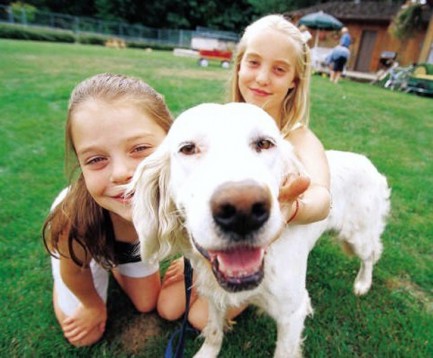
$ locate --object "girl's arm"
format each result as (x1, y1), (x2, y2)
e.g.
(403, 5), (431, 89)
(57, 234), (104, 308)
(59, 255), (105, 309)
(281, 126), (331, 224)
(57, 235), (107, 343)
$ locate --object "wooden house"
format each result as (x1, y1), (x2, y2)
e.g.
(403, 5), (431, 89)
(287, 1), (433, 73)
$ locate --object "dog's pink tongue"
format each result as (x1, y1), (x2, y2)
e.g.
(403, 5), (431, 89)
(211, 247), (264, 278)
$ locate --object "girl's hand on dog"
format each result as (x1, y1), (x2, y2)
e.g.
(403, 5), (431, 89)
(161, 257), (185, 288)
(61, 303), (107, 346)
(279, 174), (310, 223)
(162, 258), (200, 303)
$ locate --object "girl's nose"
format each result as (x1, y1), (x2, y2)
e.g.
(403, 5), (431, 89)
(111, 158), (134, 184)
(256, 68), (270, 85)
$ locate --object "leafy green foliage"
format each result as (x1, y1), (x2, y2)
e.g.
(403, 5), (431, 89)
(0, 22), (75, 42)
(389, 3), (424, 40)
(10, 1), (37, 22)
(75, 32), (110, 45)
(2, 0), (314, 32)
(0, 23), (182, 49)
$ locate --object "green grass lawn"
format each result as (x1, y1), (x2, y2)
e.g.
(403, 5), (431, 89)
(1, 39), (432, 357)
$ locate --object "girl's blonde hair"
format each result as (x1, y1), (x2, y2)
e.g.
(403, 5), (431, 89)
(43, 73), (173, 268)
(229, 14), (311, 135)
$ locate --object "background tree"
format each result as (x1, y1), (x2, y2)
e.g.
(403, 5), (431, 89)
(43, 0), (95, 16)
(246, 0), (319, 16)
(389, 0), (424, 40)
(4, 0), (412, 32)
(0, 0), (261, 29)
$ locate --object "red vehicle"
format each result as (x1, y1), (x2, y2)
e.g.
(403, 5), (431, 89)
(198, 49), (232, 68)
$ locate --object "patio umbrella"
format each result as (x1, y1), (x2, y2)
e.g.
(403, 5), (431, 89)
(298, 11), (343, 47)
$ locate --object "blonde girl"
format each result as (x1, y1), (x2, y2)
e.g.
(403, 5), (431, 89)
(43, 73), (172, 346)
(230, 14), (331, 223)
(158, 15), (331, 331)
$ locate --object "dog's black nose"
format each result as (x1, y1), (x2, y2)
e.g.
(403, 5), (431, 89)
(211, 180), (271, 237)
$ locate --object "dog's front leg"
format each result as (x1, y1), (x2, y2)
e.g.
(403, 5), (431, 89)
(193, 301), (225, 358)
(273, 291), (312, 358)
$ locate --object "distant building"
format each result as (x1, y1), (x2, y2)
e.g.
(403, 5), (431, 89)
(287, 1), (433, 72)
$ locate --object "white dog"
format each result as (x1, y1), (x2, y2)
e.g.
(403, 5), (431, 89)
(129, 103), (390, 357)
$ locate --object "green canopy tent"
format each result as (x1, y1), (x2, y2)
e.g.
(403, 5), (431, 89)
(298, 11), (343, 48)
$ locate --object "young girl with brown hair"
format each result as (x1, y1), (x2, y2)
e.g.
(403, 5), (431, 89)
(43, 73), (172, 346)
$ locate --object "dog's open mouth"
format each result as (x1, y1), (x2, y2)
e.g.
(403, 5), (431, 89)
(194, 241), (265, 292)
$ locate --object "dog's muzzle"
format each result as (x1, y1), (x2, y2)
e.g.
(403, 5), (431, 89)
(194, 180), (272, 292)
(211, 180), (271, 237)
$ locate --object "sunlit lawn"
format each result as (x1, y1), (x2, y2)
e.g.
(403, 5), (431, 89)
(0, 39), (432, 357)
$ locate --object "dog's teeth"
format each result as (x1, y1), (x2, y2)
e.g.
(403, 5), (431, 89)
(224, 268), (252, 279)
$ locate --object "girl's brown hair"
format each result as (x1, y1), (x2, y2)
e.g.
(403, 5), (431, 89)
(43, 73), (173, 268)
(229, 14), (312, 136)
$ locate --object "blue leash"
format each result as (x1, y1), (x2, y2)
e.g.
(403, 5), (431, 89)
(164, 257), (197, 358)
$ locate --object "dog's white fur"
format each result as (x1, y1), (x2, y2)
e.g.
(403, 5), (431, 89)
(129, 103), (390, 357)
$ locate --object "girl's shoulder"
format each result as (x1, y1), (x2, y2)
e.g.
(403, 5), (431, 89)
(283, 122), (306, 139)
(290, 122), (304, 131)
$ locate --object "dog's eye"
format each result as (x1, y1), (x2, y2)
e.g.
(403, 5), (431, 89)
(179, 142), (198, 155)
(255, 139), (274, 152)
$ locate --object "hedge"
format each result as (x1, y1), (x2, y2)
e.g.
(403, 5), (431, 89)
(0, 22), (177, 51)
(0, 23), (75, 43)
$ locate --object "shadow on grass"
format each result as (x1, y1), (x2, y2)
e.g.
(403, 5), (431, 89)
(101, 278), (170, 357)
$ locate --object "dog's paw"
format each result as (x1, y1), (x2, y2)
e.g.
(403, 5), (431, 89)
(193, 344), (219, 358)
(353, 277), (372, 296)
(353, 260), (373, 296)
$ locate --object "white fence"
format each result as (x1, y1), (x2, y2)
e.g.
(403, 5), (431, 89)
(0, 5), (238, 48)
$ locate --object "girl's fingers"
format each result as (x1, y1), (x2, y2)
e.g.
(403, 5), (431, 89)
(69, 328), (89, 342)
(279, 175), (310, 202)
(164, 258), (184, 278)
(62, 316), (74, 326)
(165, 264), (181, 276)
(162, 272), (184, 287)
(62, 318), (77, 333)
(64, 325), (87, 339)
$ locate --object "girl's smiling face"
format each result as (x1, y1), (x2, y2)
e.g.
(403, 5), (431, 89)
(238, 28), (298, 126)
(71, 98), (166, 222)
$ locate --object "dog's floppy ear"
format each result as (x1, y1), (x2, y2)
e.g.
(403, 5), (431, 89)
(128, 143), (184, 264)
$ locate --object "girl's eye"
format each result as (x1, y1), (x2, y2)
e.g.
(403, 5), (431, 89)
(179, 143), (198, 155)
(275, 67), (286, 74)
(255, 139), (274, 152)
(85, 156), (106, 166)
(133, 145), (151, 153)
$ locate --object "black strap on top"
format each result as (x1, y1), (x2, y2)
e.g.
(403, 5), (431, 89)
(114, 241), (141, 264)
(164, 257), (196, 358)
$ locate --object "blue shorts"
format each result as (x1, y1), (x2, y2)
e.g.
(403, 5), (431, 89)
(332, 56), (348, 72)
